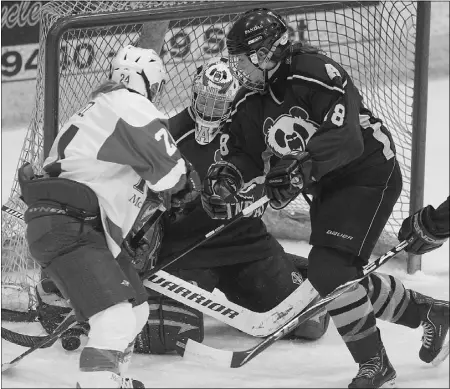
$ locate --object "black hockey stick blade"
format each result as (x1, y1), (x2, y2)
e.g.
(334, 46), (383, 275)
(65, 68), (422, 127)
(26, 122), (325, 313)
(179, 240), (410, 368)
(1, 327), (58, 349)
(2, 313), (77, 372)
(140, 195), (269, 280)
(1, 307), (38, 323)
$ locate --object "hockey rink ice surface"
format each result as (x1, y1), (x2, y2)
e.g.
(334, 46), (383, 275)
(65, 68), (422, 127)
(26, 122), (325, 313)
(1, 78), (449, 388)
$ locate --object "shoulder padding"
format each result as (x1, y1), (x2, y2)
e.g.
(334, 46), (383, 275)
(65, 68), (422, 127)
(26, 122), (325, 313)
(229, 87), (261, 120)
(289, 53), (347, 93)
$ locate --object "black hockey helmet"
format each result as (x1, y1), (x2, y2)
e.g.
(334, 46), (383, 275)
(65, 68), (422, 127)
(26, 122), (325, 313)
(226, 8), (289, 91)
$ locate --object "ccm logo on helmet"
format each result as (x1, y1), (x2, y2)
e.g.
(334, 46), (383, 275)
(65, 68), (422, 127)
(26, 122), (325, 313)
(245, 24), (263, 34)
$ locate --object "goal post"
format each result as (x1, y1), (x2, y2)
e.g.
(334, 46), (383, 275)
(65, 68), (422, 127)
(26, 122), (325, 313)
(408, 1), (431, 274)
(1, 1), (431, 319)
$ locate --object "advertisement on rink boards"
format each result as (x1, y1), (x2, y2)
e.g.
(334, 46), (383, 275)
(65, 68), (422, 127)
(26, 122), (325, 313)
(1, 1), (379, 83)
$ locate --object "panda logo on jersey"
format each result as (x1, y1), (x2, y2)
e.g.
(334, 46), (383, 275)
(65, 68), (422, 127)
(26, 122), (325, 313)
(263, 106), (318, 157)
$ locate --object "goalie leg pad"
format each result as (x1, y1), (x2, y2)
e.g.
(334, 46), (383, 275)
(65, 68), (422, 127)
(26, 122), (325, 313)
(134, 295), (204, 355)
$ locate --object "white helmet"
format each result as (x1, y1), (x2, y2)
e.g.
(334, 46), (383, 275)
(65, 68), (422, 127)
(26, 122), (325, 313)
(191, 57), (240, 145)
(110, 45), (167, 103)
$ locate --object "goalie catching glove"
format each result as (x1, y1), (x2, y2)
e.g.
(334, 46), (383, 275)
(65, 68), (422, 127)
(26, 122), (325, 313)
(201, 161), (244, 219)
(265, 151), (312, 209)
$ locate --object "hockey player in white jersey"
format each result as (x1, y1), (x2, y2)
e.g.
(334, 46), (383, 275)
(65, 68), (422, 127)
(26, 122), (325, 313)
(18, 45), (199, 389)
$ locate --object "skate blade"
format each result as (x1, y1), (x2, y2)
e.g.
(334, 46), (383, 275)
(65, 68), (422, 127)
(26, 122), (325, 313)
(380, 376), (397, 388)
(431, 341), (449, 367)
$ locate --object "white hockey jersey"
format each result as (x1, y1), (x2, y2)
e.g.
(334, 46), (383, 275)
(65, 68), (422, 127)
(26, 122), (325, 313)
(44, 88), (186, 258)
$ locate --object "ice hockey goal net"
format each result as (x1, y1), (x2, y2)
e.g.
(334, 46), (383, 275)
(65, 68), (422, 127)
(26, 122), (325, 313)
(1, 1), (430, 319)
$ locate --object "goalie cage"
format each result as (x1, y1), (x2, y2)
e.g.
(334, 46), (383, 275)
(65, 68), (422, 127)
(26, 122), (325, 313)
(1, 1), (431, 321)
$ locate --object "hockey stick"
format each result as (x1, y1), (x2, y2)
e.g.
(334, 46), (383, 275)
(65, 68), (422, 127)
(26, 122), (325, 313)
(144, 269), (319, 337)
(1, 326), (58, 349)
(2, 312), (77, 372)
(178, 240), (410, 368)
(129, 204), (166, 249)
(1, 321), (86, 350)
(139, 195), (270, 280)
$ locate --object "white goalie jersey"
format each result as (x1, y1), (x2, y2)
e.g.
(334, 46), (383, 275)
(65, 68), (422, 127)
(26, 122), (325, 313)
(44, 88), (186, 257)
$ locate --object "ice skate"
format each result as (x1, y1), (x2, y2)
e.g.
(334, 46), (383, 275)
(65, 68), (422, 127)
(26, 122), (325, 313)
(348, 345), (396, 388)
(412, 291), (450, 365)
(76, 371), (145, 388)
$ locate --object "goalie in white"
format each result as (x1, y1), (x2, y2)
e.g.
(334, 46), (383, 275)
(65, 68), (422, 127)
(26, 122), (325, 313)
(19, 45), (199, 389)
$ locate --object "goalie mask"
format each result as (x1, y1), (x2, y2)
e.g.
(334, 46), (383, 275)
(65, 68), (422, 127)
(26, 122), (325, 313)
(110, 45), (167, 104)
(191, 57), (240, 145)
(226, 8), (289, 91)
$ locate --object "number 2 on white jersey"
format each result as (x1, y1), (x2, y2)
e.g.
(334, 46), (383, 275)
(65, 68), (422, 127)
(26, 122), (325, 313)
(155, 128), (177, 156)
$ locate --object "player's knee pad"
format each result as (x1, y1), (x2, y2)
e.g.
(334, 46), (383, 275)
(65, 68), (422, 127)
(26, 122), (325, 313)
(87, 301), (136, 352)
(134, 295), (204, 355)
(308, 246), (360, 296)
(285, 295), (331, 341)
(132, 301), (150, 339)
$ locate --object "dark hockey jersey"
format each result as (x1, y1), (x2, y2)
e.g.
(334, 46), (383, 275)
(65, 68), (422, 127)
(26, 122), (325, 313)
(158, 107), (284, 269)
(220, 51), (398, 193)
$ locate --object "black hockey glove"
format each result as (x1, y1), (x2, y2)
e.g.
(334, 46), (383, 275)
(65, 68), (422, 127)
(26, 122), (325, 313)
(265, 151), (312, 210)
(398, 205), (449, 255)
(123, 193), (164, 272)
(201, 161), (243, 220)
(170, 158), (201, 209)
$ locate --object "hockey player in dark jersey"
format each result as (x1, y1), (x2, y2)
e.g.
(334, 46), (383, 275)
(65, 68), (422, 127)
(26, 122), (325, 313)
(134, 57), (330, 355)
(399, 197), (449, 255)
(201, 9), (449, 388)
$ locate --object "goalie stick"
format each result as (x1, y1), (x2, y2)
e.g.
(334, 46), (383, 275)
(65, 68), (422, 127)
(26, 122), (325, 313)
(2, 269), (317, 348)
(177, 240), (425, 368)
(144, 270), (319, 337)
